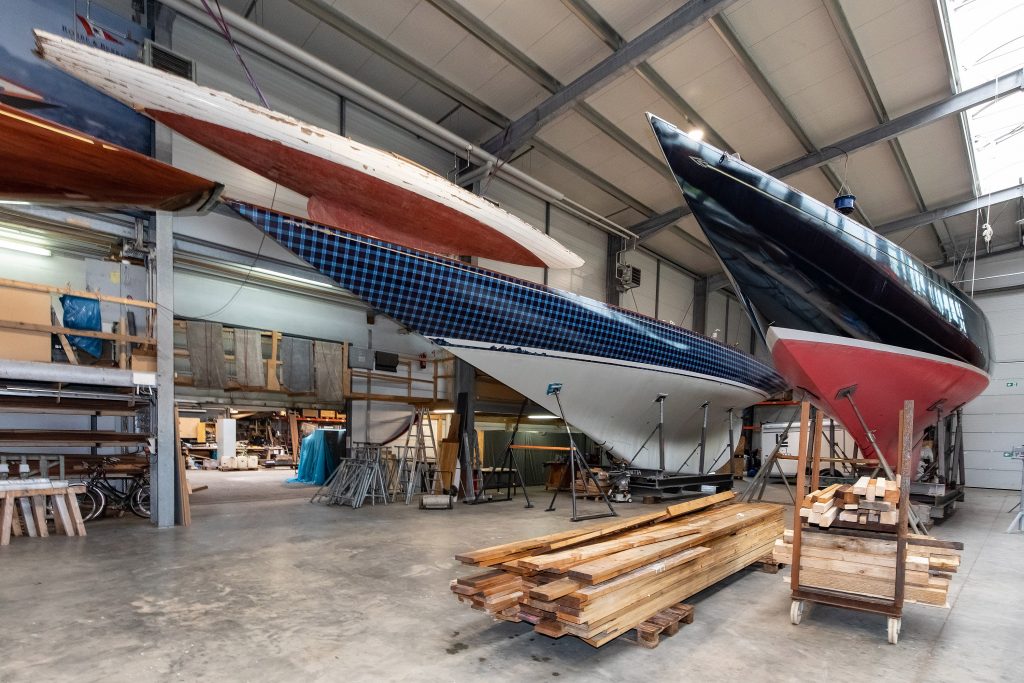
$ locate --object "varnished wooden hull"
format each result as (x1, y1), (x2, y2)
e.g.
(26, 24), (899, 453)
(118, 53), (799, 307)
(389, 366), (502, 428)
(34, 30), (583, 270)
(0, 103), (221, 212)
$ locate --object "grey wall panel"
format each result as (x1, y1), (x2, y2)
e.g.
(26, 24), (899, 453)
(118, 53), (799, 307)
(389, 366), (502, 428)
(657, 263), (695, 329)
(965, 466), (1021, 490)
(960, 290), (1024, 488)
(344, 101), (454, 175)
(547, 207), (607, 302)
(173, 270), (434, 358)
(172, 17), (341, 132)
(707, 290), (727, 341)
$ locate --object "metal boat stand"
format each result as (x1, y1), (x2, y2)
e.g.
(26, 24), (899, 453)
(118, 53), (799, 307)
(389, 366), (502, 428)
(467, 399), (533, 508)
(544, 384), (617, 522)
(1006, 446), (1024, 534)
(739, 409), (799, 504)
(837, 386), (925, 534)
(626, 394), (669, 470)
(705, 408), (736, 474)
(911, 405), (966, 522)
(627, 400), (732, 499)
(675, 401), (710, 474)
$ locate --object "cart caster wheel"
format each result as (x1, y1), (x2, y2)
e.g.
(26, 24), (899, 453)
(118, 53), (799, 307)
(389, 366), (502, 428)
(790, 599), (805, 625)
(887, 617), (901, 644)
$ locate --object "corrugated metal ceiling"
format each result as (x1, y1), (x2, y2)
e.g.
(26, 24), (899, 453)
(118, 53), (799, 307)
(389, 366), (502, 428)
(207, 0), (1016, 275)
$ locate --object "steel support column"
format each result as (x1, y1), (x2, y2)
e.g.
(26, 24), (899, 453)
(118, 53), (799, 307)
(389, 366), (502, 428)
(453, 358), (476, 498)
(152, 211), (176, 528)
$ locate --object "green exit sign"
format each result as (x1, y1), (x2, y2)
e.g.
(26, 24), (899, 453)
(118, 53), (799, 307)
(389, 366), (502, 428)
(1007, 381), (1019, 388)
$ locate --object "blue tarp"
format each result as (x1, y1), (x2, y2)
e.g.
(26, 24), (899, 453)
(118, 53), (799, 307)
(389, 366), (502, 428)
(288, 430), (336, 485)
(59, 295), (102, 357)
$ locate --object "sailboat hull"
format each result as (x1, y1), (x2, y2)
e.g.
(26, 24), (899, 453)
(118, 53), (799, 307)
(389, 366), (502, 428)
(227, 201), (788, 469)
(768, 328), (990, 473)
(34, 29), (583, 270)
(0, 103), (220, 211)
(648, 114), (993, 471)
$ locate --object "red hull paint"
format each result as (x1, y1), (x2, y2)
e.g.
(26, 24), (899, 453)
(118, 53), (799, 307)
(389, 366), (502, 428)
(0, 104), (219, 211)
(770, 330), (989, 474)
(147, 110), (545, 267)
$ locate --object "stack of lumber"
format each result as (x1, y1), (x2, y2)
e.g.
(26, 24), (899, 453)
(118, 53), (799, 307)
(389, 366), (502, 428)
(573, 467), (610, 496)
(799, 476), (901, 529)
(773, 529), (962, 607)
(451, 492), (784, 647)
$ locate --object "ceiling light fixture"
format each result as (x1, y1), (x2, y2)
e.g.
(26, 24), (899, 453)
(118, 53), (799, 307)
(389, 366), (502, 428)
(0, 238), (50, 257)
(250, 266), (336, 289)
(688, 129), (704, 140)
(528, 414), (558, 420)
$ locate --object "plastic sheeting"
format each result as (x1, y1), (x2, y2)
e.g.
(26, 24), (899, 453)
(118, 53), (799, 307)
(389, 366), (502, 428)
(288, 429), (342, 485)
(59, 295), (102, 357)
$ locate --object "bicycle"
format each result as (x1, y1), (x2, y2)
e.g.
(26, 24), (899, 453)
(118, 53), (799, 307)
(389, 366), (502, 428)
(77, 458), (151, 521)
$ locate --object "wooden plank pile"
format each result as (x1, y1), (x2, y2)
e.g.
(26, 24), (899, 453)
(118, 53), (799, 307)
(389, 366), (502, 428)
(573, 467), (610, 497)
(773, 529), (962, 607)
(799, 476), (902, 530)
(450, 492), (784, 647)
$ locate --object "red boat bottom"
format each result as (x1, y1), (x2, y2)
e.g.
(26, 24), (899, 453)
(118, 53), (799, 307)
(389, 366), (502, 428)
(767, 328), (990, 475)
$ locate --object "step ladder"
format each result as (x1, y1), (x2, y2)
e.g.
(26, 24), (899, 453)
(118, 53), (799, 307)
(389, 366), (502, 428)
(395, 408), (439, 504)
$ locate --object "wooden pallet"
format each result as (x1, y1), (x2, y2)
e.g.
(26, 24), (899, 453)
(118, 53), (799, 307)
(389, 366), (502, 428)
(631, 603), (694, 648)
(755, 554), (783, 574)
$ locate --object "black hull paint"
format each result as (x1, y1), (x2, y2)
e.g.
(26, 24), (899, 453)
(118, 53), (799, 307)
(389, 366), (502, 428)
(648, 115), (993, 373)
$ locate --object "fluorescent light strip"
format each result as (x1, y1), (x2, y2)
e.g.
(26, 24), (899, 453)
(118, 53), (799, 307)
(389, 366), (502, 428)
(250, 266), (336, 289)
(0, 239), (51, 256)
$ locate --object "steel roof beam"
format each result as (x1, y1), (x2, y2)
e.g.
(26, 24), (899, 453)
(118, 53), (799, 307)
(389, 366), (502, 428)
(563, 0), (730, 150)
(708, 14), (873, 228)
(822, 0), (944, 254)
(877, 183), (1024, 236)
(635, 68), (1024, 240)
(426, 0), (676, 180)
(481, 0), (739, 158)
(287, 0), (509, 128)
(769, 68), (1024, 179)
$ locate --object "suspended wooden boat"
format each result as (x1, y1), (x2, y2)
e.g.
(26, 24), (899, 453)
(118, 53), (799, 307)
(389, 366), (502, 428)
(0, 76), (51, 109)
(0, 102), (220, 211)
(228, 201), (788, 470)
(33, 29), (583, 270)
(648, 114), (992, 472)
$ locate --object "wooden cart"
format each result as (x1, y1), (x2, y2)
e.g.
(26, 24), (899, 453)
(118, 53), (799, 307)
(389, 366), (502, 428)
(787, 400), (914, 644)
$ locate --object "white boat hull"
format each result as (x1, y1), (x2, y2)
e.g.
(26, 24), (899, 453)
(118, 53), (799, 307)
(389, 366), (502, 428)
(443, 340), (764, 470)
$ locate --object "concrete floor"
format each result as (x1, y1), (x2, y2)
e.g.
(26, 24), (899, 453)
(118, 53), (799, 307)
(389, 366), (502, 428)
(0, 478), (1020, 682)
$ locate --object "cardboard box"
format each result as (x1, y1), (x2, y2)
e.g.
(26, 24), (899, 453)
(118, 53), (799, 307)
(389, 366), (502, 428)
(320, 409), (338, 419)
(0, 288), (52, 362)
(131, 349), (157, 372)
(301, 409), (319, 418)
(178, 418), (207, 441)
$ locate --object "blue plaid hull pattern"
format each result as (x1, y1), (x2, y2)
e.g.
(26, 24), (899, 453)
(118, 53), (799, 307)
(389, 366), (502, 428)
(229, 202), (788, 396)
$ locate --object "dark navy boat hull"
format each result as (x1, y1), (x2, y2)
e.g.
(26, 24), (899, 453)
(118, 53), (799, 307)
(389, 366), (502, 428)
(648, 115), (993, 373)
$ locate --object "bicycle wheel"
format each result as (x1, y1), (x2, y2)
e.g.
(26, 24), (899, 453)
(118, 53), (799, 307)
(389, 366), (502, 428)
(77, 486), (106, 522)
(130, 484), (151, 518)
